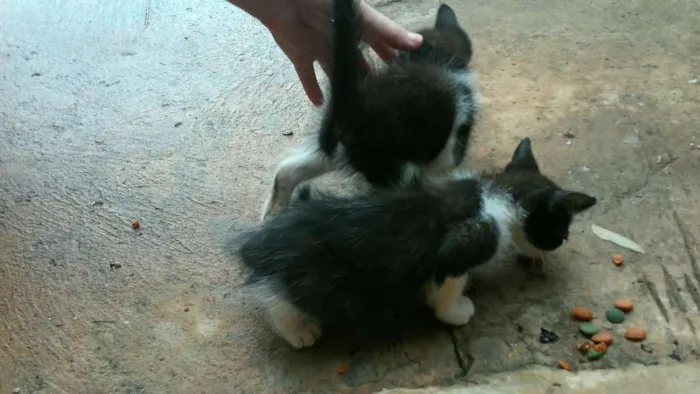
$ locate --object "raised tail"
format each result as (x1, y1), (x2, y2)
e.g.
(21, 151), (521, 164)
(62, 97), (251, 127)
(318, 0), (364, 154)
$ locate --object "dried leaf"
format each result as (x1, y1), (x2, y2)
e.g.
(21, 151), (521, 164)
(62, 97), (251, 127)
(591, 224), (645, 254)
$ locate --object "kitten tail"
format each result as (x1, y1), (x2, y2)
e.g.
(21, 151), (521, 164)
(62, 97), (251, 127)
(319, 0), (363, 154)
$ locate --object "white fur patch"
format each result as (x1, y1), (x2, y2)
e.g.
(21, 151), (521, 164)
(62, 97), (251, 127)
(260, 137), (335, 221)
(246, 278), (322, 349)
(425, 69), (481, 175)
(479, 184), (519, 258)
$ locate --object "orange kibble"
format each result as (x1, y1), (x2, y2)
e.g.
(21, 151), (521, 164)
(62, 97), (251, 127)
(593, 342), (608, 354)
(592, 332), (614, 345)
(131, 220), (140, 229)
(577, 341), (595, 354)
(184, 305), (190, 312)
(337, 364), (348, 375)
(614, 298), (634, 312)
(557, 359), (573, 371)
(624, 327), (647, 342)
(612, 255), (624, 265)
(571, 307), (594, 321)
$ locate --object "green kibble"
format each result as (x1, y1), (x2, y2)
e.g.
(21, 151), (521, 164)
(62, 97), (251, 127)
(586, 349), (604, 361)
(579, 322), (599, 336)
(606, 307), (625, 324)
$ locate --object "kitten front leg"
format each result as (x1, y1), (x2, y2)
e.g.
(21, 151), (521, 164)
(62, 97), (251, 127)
(267, 298), (323, 348)
(261, 144), (332, 222)
(426, 274), (475, 326)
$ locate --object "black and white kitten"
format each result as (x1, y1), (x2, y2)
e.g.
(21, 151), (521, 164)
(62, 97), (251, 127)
(237, 138), (597, 348)
(261, 1), (479, 221)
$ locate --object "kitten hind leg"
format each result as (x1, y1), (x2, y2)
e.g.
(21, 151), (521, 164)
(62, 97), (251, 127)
(426, 274), (475, 326)
(261, 144), (332, 222)
(267, 298), (323, 349)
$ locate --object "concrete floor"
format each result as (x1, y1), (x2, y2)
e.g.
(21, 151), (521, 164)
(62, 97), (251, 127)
(1, 0), (699, 392)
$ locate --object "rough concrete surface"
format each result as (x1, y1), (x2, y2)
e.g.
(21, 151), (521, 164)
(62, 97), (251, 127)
(1, 0), (699, 393)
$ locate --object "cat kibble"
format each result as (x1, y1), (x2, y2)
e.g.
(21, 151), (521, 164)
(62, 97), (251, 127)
(571, 307), (593, 321)
(614, 298), (634, 312)
(605, 308), (625, 324)
(557, 359), (573, 371)
(624, 327), (647, 342)
(586, 349), (604, 361)
(612, 255), (624, 265)
(592, 332), (614, 345)
(579, 322), (599, 336)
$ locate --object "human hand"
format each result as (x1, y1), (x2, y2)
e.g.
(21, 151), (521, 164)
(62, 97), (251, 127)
(229, 0), (423, 106)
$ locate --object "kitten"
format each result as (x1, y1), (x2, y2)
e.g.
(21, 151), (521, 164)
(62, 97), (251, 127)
(260, 1), (480, 221)
(236, 138), (597, 348)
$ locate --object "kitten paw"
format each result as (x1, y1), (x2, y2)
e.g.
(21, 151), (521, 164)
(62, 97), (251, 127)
(436, 295), (475, 326)
(278, 318), (323, 349)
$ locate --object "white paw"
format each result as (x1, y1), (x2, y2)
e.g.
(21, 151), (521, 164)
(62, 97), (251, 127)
(436, 295), (475, 326)
(278, 318), (323, 349)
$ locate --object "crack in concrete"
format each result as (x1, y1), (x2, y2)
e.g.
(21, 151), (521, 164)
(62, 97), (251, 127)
(684, 274), (700, 312)
(642, 274), (670, 322)
(448, 329), (473, 378)
(662, 265), (688, 313)
(672, 209), (700, 286)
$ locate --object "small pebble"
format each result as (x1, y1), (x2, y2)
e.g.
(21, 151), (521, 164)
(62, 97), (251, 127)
(131, 220), (140, 229)
(614, 298), (634, 312)
(539, 327), (559, 344)
(624, 327), (647, 342)
(184, 305), (190, 312)
(669, 349), (681, 361)
(641, 343), (653, 353)
(592, 332), (614, 345)
(605, 307), (625, 324)
(579, 322), (599, 337)
(570, 307), (594, 321)
(13, 388), (20, 394)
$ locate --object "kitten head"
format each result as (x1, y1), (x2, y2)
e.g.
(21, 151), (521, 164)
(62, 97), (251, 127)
(499, 138), (597, 252)
(403, 4), (473, 69)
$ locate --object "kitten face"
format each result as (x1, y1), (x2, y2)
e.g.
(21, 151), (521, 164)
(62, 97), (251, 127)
(405, 4), (473, 69)
(502, 138), (597, 252)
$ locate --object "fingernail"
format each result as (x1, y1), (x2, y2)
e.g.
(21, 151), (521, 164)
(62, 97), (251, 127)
(406, 32), (423, 47)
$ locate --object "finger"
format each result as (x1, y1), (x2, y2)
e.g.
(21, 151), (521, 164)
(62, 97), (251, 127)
(295, 63), (324, 106)
(359, 2), (423, 51)
(369, 41), (396, 62)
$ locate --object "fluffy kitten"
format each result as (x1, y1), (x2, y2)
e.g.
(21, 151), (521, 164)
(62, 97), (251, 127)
(260, 1), (480, 221)
(237, 138), (597, 348)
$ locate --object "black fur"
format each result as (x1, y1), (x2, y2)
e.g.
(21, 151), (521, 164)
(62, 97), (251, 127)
(237, 139), (596, 340)
(319, 1), (477, 187)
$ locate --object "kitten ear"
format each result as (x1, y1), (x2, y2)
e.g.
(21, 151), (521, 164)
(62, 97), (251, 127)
(505, 138), (540, 172)
(551, 190), (597, 214)
(435, 4), (460, 29)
